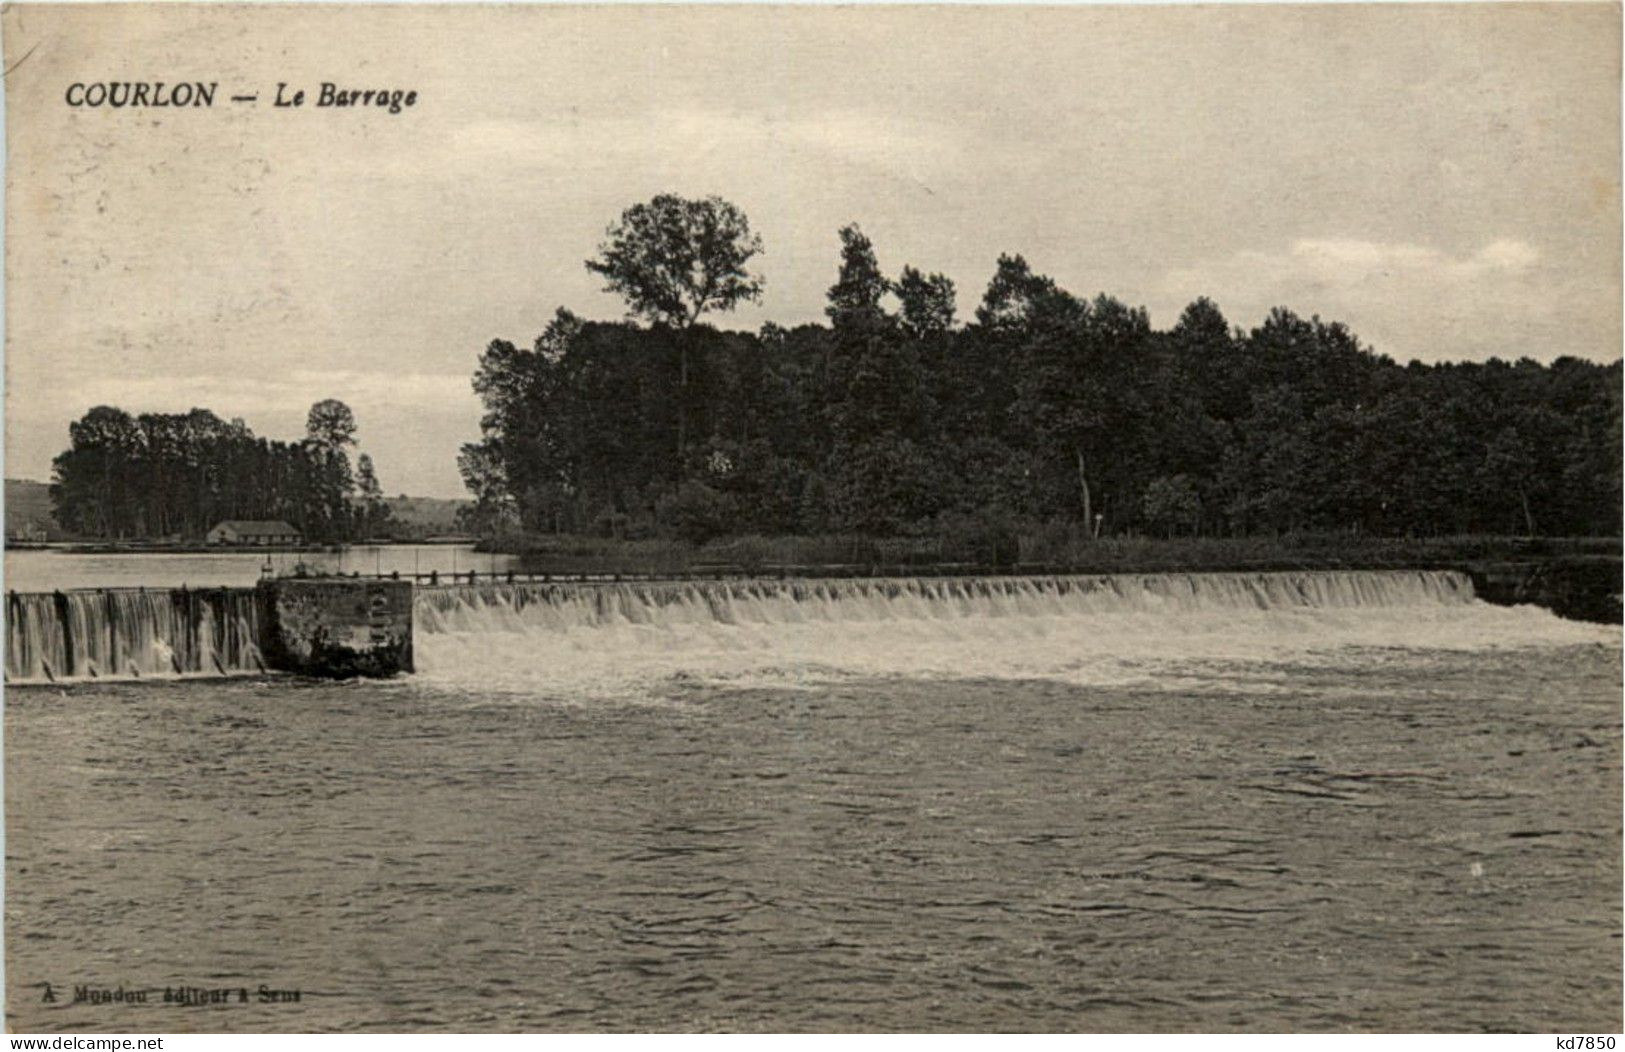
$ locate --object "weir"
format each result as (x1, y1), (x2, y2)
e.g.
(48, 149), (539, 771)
(5, 587), (265, 683)
(0, 568), (1559, 685)
(5, 578), (412, 684)
(413, 569), (1479, 633)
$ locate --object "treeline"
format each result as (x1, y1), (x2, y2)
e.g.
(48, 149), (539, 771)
(461, 213), (1620, 546)
(51, 401), (391, 542)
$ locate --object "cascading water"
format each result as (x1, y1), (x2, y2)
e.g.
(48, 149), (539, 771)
(411, 569), (1610, 696)
(8, 571), (1607, 691)
(5, 588), (267, 683)
(415, 569), (1477, 632)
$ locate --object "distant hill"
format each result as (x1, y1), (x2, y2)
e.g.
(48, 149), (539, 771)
(382, 495), (471, 539)
(5, 478), (68, 540)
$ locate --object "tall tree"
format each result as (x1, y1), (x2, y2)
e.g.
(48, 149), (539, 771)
(975, 253), (1065, 330)
(824, 224), (901, 447)
(306, 399), (358, 450)
(895, 265), (956, 338)
(825, 224), (890, 326)
(585, 195), (765, 328)
(586, 195), (766, 460)
(304, 399), (359, 541)
(355, 452), (390, 538)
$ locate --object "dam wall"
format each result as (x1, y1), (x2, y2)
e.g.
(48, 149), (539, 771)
(5, 579), (412, 684)
(4, 560), (1615, 685)
(413, 569), (1479, 636)
(5, 587), (266, 682)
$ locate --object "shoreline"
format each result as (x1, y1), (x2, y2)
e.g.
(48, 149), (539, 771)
(7, 538), (479, 555)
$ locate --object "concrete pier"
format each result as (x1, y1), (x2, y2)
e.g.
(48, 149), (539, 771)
(257, 579), (414, 677)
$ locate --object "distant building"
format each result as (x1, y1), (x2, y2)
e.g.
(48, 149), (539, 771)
(206, 520), (302, 546)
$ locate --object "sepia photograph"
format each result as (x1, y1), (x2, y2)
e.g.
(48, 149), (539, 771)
(1, 1), (1620, 1037)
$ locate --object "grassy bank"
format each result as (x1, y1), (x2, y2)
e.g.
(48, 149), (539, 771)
(480, 530), (1621, 579)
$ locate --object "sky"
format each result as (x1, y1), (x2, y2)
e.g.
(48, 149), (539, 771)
(4, 3), (1620, 498)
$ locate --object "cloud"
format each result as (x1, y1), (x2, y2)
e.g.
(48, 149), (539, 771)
(1170, 237), (1541, 296)
(1285, 237), (1540, 283)
(1153, 237), (1612, 362)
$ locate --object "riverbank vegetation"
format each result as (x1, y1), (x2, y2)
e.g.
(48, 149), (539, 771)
(490, 531), (1620, 579)
(48, 400), (393, 543)
(461, 196), (1622, 551)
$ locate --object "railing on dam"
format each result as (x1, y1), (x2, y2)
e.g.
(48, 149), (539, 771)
(282, 561), (1181, 586)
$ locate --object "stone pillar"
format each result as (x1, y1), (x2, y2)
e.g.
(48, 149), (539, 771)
(257, 579), (414, 678)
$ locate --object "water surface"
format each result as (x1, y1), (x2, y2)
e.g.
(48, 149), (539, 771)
(6, 573), (1620, 1032)
(4, 544), (514, 592)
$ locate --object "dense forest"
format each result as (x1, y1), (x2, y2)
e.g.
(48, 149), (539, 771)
(42, 195), (1623, 550)
(50, 400), (391, 542)
(460, 198), (1622, 547)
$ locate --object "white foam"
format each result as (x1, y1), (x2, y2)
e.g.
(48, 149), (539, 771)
(410, 571), (1617, 699)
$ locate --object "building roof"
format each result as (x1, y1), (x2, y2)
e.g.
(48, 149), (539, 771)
(211, 520), (301, 534)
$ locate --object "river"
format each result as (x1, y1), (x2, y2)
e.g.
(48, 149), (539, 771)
(4, 566), (1620, 1031)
